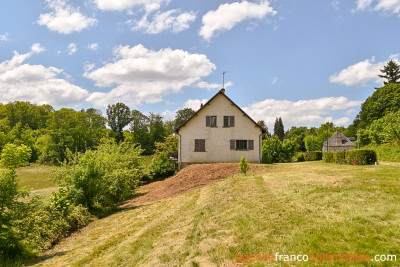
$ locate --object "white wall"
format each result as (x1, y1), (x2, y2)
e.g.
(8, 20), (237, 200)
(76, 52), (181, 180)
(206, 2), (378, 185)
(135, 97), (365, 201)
(178, 93), (262, 163)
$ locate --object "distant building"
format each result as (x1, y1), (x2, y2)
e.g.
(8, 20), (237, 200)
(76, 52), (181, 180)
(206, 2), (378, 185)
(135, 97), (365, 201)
(322, 130), (356, 152)
(175, 89), (266, 167)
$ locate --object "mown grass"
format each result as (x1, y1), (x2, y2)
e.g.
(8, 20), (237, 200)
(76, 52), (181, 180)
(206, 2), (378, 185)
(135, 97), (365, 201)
(16, 165), (61, 190)
(31, 161), (400, 266)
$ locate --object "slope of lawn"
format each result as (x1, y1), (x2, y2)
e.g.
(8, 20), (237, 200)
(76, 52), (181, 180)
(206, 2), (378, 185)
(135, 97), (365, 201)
(30, 161), (400, 266)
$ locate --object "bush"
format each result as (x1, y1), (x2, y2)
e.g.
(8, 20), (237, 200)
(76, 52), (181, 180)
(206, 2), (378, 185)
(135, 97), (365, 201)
(323, 152), (335, 163)
(149, 153), (176, 179)
(56, 142), (144, 214)
(262, 136), (299, 164)
(296, 152), (305, 162)
(304, 151), (322, 161)
(347, 150), (377, 165)
(239, 156), (249, 175)
(0, 144), (31, 169)
(323, 150), (377, 165)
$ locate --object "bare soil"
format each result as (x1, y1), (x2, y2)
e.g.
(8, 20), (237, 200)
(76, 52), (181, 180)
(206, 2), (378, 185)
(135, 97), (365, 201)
(122, 163), (267, 207)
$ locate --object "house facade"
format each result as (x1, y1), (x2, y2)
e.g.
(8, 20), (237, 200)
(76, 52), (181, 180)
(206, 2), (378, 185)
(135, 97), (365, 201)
(322, 130), (356, 152)
(175, 89), (265, 167)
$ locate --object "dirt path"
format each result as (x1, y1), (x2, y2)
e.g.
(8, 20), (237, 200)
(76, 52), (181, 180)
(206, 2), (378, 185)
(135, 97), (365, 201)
(121, 163), (267, 207)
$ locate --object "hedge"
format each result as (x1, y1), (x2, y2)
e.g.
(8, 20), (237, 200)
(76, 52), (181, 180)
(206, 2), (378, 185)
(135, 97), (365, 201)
(304, 151), (322, 161)
(323, 150), (377, 165)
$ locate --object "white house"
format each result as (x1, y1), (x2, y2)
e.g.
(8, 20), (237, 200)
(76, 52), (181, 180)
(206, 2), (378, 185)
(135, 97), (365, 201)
(175, 89), (266, 167)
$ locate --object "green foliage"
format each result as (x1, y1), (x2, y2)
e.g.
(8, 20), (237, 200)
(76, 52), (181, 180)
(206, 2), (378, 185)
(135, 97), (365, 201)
(368, 111), (400, 144)
(323, 150), (377, 165)
(364, 143), (400, 162)
(273, 117), (285, 141)
(262, 136), (299, 164)
(149, 153), (176, 179)
(239, 156), (249, 175)
(174, 107), (195, 129)
(57, 143), (144, 214)
(107, 103), (131, 143)
(355, 83), (400, 129)
(257, 120), (270, 138)
(303, 135), (324, 151)
(295, 152), (305, 162)
(0, 144), (31, 170)
(149, 134), (178, 179)
(378, 59), (400, 85)
(304, 151), (322, 161)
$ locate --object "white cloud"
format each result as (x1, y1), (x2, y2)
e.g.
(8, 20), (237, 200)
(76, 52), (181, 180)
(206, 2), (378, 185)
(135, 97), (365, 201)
(0, 49), (89, 106)
(0, 32), (9, 41)
(38, 0), (98, 34)
(329, 56), (399, 86)
(356, 0), (400, 14)
(31, 43), (45, 53)
(93, 0), (165, 12)
(68, 43), (77, 55)
(199, 1), (277, 40)
(194, 81), (233, 90)
(183, 98), (208, 110)
(85, 44), (216, 107)
(87, 43), (99, 51)
(242, 96), (362, 129)
(132, 9), (196, 34)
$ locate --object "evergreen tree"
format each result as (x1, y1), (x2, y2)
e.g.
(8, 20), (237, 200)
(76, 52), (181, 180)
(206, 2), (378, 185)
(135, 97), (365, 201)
(378, 60), (400, 85)
(273, 117), (285, 141)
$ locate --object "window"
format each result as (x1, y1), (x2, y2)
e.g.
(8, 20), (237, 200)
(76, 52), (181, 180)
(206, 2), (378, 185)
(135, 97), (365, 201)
(223, 116), (235, 127)
(206, 116), (217, 127)
(230, 139), (254, 150)
(236, 140), (247, 150)
(195, 139), (205, 152)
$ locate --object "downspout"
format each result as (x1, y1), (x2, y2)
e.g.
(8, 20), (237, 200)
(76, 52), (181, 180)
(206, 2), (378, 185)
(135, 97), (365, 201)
(259, 133), (262, 163)
(178, 133), (182, 170)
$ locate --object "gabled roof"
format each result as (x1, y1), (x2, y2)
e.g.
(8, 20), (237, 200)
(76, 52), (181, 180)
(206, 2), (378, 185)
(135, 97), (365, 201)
(323, 130), (355, 147)
(175, 89), (266, 133)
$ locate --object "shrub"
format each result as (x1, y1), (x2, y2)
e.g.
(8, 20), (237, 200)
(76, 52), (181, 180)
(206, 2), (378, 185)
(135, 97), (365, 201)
(323, 152), (335, 163)
(149, 153), (176, 179)
(334, 151), (347, 164)
(57, 142), (144, 214)
(323, 150), (377, 165)
(347, 150), (377, 165)
(296, 152), (305, 162)
(239, 156), (249, 175)
(262, 136), (299, 164)
(304, 151), (322, 161)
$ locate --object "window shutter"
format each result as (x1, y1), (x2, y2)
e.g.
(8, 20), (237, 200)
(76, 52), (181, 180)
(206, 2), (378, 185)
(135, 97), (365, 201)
(248, 140), (254, 150)
(206, 116), (211, 127)
(200, 139), (205, 151)
(230, 116), (235, 127)
(195, 139), (200, 151)
(230, 139), (236, 150)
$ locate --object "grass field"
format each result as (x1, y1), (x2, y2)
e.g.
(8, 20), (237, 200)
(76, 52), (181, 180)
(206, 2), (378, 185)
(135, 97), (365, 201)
(16, 165), (63, 200)
(30, 161), (400, 266)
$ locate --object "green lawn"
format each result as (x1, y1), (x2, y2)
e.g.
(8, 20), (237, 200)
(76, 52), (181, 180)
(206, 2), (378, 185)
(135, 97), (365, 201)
(31, 161), (400, 266)
(16, 165), (61, 190)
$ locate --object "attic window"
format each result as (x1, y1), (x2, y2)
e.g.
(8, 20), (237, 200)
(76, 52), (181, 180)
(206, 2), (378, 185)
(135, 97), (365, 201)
(223, 116), (235, 127)
(206, 116), (217, 127)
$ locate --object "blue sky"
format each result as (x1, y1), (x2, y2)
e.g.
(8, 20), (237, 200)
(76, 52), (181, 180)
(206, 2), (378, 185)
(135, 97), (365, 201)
(0, 0), (399, 130)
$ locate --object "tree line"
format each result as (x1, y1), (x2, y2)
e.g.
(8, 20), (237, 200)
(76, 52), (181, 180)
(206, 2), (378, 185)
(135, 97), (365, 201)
(0, 102), (195, 164)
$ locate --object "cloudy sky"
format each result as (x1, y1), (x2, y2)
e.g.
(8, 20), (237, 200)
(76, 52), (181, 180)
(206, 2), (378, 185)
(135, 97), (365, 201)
(0, 0), (398, 129)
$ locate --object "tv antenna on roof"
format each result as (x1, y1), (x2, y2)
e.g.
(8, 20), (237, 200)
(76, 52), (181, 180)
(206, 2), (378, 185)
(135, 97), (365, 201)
(222, 71), (228, 88)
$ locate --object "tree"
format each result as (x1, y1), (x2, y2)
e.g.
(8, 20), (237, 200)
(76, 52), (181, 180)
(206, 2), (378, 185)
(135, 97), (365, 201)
(257, 120), (270, 138)
(379, 60), (400, 85)
(0, 144), (31, 170)
(273, 117), (285, 141)
(354, 83), (400, 129)
(174, 108), (195, 129)
(106, 103), (131, 143)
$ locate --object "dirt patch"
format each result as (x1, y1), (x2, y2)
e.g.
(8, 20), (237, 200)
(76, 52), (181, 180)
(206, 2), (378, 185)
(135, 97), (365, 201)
(122, 163), (267, 207)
